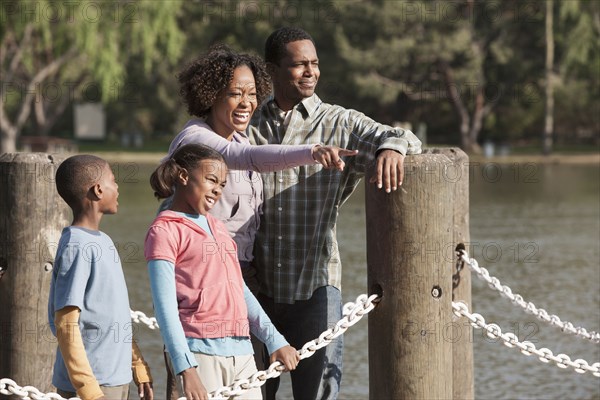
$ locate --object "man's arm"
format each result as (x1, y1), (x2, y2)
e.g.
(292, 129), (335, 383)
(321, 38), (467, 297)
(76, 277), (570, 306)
(350, 112), (421, 155)
(348, 111), (422, 191)
(54, 306), (105, 400)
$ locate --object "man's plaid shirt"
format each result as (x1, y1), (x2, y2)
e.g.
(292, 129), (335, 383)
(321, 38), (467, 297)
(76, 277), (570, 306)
(249, 94), (422, 304)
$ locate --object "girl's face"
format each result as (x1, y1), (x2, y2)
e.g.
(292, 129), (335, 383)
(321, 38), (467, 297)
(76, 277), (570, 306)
(174, 159), (228, 215)
(207, 65), (258, 139)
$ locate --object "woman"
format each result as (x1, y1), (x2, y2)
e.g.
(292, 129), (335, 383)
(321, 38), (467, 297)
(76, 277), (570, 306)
(169, 45), (354, 284)
(162, 45), (356, 398)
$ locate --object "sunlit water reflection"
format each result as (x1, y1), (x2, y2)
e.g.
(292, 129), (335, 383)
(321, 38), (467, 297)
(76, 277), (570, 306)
(103, 162), (599, 400)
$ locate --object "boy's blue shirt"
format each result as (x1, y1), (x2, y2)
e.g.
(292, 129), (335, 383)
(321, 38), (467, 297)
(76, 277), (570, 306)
(48, 226), (132, 391)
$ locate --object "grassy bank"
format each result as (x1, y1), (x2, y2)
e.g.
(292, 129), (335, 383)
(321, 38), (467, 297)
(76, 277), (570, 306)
(92, 149), (600, 165)
(69, 138), (600, 165)
(71, 136), (600, 164)
(469, 152), (599, 165)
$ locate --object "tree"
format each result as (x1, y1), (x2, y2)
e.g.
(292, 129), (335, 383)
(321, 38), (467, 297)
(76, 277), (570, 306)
(543, 0), (554, 155)
(333, 0), (548, 153)
(0, 0), (184, 153)
(553, 0), (600, 147)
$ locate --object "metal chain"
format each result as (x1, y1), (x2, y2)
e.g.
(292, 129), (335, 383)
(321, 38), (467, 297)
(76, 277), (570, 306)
(0, 294), (380, 400)
(459, 249), (600, 344)
(0, 378), (65, 400)
(452, 301), (600, 377)
(201, 293), (380, 399)
(130, 309), (160, 330)
(9, 289), (598, 400)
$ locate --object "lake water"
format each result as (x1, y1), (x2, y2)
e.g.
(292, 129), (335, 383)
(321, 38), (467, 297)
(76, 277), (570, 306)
(103, 161), (600, 400)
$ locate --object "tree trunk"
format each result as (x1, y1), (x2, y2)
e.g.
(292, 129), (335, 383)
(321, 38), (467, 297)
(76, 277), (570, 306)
(543, 0), (555, 155)
(441, 61), (484, 155)
(460, 118), (471, 152)
(0, 46), (77, 154)
(0, 126), (18, 154)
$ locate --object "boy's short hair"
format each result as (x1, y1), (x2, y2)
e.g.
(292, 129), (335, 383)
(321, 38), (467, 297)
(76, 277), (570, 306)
(265, 27), (315, 66)
(55, 155), (109, 209)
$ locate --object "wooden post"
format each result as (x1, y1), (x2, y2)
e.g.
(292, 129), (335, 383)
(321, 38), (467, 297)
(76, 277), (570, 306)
(0, 153), (70, 391)
(366, 148), (472, 399)
(442, 148), (474, 400)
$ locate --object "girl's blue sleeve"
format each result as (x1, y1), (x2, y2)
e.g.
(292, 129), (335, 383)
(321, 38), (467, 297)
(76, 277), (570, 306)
(148, 259), (198, 374)
(244, 284), (289, 354)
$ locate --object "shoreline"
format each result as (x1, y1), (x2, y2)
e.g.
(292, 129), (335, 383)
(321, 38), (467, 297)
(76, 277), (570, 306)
(92, 150), (600, 165)
(469, 152), (599, 165)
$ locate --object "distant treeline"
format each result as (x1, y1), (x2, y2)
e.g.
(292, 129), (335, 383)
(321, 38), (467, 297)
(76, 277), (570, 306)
(2, 0), (598, 154)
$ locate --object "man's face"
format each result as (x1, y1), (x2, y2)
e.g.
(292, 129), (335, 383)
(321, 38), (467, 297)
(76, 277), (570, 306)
(270, 39), (320, 111)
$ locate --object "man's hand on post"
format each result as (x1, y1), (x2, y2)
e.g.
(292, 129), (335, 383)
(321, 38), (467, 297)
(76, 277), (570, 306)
(369, 149), (405, 192)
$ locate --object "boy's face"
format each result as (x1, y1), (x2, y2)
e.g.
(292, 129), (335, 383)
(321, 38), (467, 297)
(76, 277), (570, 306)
(97, 163), (119, 214)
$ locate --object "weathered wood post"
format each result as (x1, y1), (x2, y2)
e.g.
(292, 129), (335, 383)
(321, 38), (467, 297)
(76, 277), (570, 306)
(366, 148), (473, 399)
(442, 148), (474, 400)
(0, 153), (70, 391)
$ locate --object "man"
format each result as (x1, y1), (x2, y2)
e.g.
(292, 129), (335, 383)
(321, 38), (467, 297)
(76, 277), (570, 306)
(248, 27), (422, 399)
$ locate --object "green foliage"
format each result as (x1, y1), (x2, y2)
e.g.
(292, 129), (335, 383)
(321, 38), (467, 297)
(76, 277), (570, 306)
(327, 0), (597, 148)
(2, 0), (597, 151)
(1, 0), (184, 150)
(557, 1), (600, 80)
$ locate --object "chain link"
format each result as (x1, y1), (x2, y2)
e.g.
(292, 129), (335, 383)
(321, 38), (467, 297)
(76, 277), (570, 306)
(1, 294), (380, 400)
(6, 288), (597, 399)
(200, 293), (380, 399)
(130, 309), (160, 330)
(0, 378), (64, 400)
(452, 301), (600, 377)
(459, 249), (600, 343)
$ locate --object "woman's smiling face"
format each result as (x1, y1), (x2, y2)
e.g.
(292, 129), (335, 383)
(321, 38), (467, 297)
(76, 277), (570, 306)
(207, 65), (258, 139)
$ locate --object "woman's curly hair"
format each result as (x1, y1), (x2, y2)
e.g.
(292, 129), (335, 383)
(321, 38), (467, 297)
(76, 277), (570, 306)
(177, 45), (272, 118)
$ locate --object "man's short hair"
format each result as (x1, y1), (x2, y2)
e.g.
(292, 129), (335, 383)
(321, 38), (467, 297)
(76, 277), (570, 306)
(55, 155), (108, 209)
(265, 27), (315, 65)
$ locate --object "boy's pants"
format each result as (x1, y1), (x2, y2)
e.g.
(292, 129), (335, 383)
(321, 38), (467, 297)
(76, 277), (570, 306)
(57, 384), (129, 400)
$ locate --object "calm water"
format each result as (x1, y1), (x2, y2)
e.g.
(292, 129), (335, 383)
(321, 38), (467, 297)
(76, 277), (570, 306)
(103, 161), (600, 400)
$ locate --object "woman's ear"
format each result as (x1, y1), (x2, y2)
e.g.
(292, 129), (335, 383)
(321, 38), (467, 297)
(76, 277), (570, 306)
(177, 168), (189, 186)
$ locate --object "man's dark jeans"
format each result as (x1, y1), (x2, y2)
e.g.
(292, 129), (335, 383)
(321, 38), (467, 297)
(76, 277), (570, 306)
(258, 286), (343, 400)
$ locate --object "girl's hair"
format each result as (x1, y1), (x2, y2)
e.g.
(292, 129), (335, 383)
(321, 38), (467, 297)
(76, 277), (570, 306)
(150, 144), (225, 199)
(177, 44), (272, 118)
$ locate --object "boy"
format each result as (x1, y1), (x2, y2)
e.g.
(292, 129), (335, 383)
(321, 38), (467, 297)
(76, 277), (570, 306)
(48, 155), (153, 400)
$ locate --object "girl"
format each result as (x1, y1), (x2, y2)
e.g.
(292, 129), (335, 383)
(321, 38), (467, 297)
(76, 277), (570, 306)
(145, 143), (299, 400)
